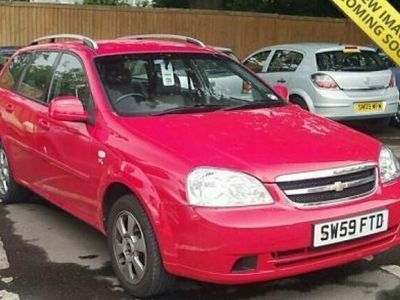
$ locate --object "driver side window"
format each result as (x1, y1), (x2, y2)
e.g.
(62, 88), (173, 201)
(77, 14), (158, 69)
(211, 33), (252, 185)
(49, 53), (91, 106)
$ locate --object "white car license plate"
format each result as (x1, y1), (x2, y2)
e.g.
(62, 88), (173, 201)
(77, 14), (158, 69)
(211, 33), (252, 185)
(313, 210), (388, 248)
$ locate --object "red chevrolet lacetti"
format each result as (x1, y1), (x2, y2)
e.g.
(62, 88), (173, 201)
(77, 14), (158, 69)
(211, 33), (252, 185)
(0, 34), (400, 298)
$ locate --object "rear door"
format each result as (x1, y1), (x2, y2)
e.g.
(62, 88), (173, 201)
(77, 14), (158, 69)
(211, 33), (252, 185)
(260, 49), (304, 88)
(0, 51), (57, 186)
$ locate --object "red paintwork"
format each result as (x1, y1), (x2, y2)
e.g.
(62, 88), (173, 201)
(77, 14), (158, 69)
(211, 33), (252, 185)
(273, 84), (289, 101)
(49, 97), (89, 122)
(0, 39), (400, 285)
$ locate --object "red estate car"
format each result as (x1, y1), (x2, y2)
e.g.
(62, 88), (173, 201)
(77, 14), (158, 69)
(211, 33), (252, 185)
(0, 34), (400, 298)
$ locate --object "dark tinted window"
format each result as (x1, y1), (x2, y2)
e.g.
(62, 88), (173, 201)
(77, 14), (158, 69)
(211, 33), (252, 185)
(0, 53), (32, 90)
(244, 51), (271, 73)
(267, 50), (303, 72)
(316, 50), (387, 72)
(18, 52), (59, 102)
(376, 49), (395, 68)
(49, 54), (90, 106)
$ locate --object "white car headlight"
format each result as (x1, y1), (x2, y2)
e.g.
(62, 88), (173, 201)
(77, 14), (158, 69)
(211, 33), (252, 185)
(379, 146), (400, 183)
(186, 168), (273, 207)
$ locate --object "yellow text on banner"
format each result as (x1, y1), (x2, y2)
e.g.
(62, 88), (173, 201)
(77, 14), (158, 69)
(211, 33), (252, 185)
(331, 0), (400, 66)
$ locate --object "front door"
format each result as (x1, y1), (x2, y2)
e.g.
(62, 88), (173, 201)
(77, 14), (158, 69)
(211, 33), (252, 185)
(35, 53), (99, 221)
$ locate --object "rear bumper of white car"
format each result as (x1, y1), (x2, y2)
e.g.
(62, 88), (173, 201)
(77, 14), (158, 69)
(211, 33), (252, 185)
(311, 87), (399, 120)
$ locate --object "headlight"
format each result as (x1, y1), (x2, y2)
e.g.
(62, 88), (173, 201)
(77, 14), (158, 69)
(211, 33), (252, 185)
(186, 168), (273, 207)
(379, 146), (400, 183)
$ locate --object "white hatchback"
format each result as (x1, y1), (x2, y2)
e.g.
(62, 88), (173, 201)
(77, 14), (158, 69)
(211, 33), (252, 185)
(243, 43), (399, 126)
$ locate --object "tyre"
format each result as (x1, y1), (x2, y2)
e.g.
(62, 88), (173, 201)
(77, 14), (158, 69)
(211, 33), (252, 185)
(391, 112), (400, 128)
(365, 117), (391, 133)
(107, 194), (175, 298)
(0, 143), (29, 204)
(290, 95), (309, 111)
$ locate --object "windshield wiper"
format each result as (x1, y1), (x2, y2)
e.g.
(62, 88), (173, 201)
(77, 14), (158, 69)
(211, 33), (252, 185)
(150, 104), (224, 116)
(222, 100), (285, 111)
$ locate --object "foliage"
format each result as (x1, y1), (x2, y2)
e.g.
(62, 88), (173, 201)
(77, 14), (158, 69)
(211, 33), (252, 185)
(83, 0), (129, 6)
(153, 0), (188, 8)
(152, 0), (344, 17)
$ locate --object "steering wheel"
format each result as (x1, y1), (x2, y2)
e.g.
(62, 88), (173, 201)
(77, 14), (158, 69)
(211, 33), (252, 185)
(114, 93), (146, 105)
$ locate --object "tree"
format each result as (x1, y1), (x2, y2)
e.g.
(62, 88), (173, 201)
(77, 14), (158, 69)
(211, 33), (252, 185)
(83, 0), (129, 6)
(224, 0), (343, 17)
(153, 0), (223, 9)
(150, 0), (399, 17)
(188, 0), (223, 9)
(153, 0), (188, 8)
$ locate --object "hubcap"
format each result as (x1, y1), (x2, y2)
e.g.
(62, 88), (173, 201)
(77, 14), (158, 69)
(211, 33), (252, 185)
(0, 149), (10, 195)
(113, 211), (147, 284)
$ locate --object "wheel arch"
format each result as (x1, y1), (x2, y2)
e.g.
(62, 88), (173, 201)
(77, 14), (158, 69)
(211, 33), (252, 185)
(98, 164), (179, 265)
(289, 90), (315, 112)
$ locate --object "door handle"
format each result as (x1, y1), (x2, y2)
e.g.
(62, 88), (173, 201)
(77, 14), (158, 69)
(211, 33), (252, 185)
(38, 119), (50, 130)
(277, 78), (286, 84)
(5, 104), (14, 113)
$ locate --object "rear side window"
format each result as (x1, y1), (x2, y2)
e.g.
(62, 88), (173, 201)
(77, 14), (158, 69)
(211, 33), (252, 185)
(267, 50), (303, 72)
(49, 53), (91, 106)
(18, 52), (59, 103)
(0, 53), (32, 91)
(316, 50), (387, 72)
(376, 49), (395, 68)
(244, 51), (271, 73)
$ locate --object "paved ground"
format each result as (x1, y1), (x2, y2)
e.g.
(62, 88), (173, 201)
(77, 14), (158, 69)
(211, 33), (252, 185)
(0, 124), (400, 300)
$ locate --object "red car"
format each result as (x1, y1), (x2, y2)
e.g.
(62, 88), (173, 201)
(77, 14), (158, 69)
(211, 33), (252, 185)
(0, 34), (400, 298)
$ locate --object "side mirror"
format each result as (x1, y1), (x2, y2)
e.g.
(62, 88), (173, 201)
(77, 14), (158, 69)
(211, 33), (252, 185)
(49, 96), (88, 122)
(273, 84), (289, 102)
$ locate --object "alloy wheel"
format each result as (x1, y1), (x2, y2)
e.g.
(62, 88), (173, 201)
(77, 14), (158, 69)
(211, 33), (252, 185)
(113, 211), (147, 284)
(0, 149), (10, 195)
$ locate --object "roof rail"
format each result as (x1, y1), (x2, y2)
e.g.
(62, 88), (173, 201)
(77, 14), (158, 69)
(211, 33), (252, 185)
(118, 34), (206, 48)
(29, 34), (98, 50)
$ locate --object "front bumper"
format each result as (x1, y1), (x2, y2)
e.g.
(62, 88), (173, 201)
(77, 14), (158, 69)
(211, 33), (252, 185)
(164, 180), (400, 284)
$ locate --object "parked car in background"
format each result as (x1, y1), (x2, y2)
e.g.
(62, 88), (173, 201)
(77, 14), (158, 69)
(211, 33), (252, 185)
(0, 46), (19, 70)
(1, 34), (400, 298)
(243, 43), (399, 130)
(372, 47), (400, 127)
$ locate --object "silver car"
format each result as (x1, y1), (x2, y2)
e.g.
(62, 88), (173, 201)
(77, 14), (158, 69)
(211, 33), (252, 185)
(243, 43), (399, 125)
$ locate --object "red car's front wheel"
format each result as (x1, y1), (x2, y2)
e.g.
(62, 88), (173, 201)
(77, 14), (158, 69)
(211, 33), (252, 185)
(107, 194), (175, 298)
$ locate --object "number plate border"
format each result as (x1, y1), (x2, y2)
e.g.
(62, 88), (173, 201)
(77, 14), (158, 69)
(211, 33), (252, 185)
(312, 209), (389, 248)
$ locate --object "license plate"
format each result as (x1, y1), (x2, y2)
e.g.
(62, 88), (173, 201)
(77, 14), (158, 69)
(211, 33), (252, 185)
(354, 102), (385, 113)
(313, 210), (388, 248)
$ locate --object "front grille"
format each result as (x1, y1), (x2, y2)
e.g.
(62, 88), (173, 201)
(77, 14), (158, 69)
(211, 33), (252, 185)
(277, 164), (377, 206)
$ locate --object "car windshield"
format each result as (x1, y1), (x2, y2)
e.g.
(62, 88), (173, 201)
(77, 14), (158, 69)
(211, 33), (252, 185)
(316, 50), (387, 72)
(95, 53), (284, 116)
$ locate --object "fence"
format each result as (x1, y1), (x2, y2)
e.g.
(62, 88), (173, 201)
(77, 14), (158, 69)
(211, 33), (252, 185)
(0, 2), (370, 58)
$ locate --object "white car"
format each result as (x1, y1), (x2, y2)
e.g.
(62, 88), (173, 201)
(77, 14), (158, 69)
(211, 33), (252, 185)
(243, 43), (399, 127)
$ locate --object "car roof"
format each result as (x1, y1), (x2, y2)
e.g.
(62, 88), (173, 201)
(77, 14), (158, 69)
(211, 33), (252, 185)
(251, 43), (376, 54)
(18, 39), (221, 57)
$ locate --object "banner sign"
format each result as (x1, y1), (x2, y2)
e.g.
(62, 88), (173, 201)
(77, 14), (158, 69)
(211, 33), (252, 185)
(332, 0), (400, 66)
